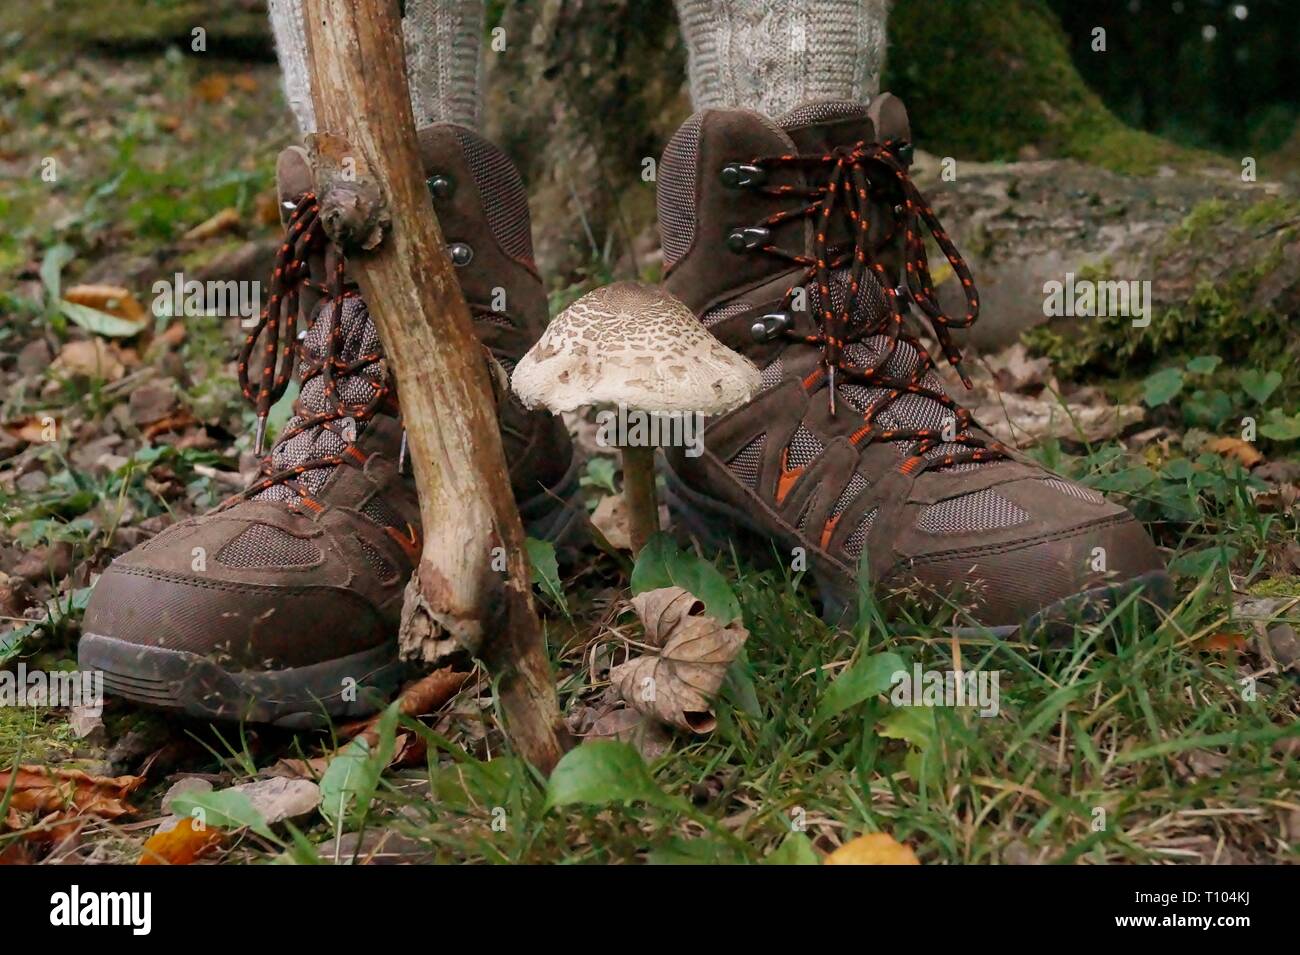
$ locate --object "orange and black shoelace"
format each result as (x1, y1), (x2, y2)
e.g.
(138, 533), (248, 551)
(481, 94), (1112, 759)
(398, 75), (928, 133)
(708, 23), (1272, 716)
(233, 193), (391, 508)
(741, 140), (1009, 472)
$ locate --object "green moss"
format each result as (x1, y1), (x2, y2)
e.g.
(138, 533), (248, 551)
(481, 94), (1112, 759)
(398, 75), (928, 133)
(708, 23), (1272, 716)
(1249, 576), (1300, 598)
(0, 0), (271, 54)
(1024, 196), (1300, 405)
(884, 0), (1209, 174)
(1237, 195), (1300, 229)
(0, 704), (76, 766)
(1168, 198), (1232, 244)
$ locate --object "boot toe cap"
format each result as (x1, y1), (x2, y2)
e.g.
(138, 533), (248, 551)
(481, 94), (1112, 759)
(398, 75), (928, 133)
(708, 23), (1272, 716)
(898, 513), (1169, 629)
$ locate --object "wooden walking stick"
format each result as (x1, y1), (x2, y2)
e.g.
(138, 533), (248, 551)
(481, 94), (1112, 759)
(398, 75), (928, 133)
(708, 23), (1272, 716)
(302, 0), (568, 773)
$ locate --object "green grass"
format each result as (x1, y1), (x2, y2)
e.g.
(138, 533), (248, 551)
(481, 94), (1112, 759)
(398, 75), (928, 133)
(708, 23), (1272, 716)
(242, 539), (1296, 865)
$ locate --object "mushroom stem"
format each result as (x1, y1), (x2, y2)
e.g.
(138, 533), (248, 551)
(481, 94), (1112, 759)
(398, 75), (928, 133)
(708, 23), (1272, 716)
(621, 443), (660, 555)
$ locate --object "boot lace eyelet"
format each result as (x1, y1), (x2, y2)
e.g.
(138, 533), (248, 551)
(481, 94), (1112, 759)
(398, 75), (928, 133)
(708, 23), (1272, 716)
(426, 173), (455, 200)
(726, 226), (771, 253)
(720, 163), (767, 189)
(751, 311), (793, 342)
(449, 242), (474, 266)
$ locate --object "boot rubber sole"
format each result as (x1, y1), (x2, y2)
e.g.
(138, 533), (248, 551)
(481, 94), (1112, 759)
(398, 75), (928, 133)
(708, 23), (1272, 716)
(82, 456), (587, 727)
(661, 459), (1174, 642)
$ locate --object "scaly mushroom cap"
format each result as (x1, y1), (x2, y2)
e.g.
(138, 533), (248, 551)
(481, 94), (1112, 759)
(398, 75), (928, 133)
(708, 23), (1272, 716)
(511, 282), (760, 415)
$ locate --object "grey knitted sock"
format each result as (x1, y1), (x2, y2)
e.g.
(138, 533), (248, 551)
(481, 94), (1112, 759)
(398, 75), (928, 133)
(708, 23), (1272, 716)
(673, 0), (889, 116)
(268, 0), (484, 136)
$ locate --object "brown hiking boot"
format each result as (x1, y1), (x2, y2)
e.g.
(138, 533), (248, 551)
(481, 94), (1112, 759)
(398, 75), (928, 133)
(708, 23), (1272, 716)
(80, 127), (579, 726)
(656, 97), (1171, 636)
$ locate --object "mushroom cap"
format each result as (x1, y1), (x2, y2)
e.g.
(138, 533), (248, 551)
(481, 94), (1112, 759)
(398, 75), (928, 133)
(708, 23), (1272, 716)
(511, 282), (761, 415)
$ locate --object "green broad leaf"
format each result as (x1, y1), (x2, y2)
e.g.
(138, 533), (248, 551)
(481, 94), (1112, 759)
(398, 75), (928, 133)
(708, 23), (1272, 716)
(59, 300), (147, 338)
(1142, 367), (1185, 407)
(0, 628), (25, 666)
(764, 831), (820, 865)
(1238, 369), (1282, 405)
(524, 537), (567, 613)
(878, 704), (937, 749)
(721, 648), (762, 719)
(816, 651), (907, 724)
(580, 457), (618, 495)
(319, 700), (399, 827)
(1167, 545), (1238, 578)
(630, 533), (740, 624)
(1089, 465), (1158, 495)
(1184, 355), (1222, 375)
(544, 741), (666, 810)
(1259, 410), (1300, 442)
(171, 789), (274, 840)
(645, 837), (742, 865)
(881, 706), (940, 789)
(1181, 389), (1233, 429)
(40, 243), (75, 302)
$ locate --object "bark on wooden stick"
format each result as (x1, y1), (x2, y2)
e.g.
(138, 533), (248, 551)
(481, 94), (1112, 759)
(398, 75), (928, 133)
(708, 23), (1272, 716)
(302, 0), (567, 773)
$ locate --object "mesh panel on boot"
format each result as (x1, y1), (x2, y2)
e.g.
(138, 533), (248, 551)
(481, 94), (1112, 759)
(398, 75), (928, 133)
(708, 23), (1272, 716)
(759, 357), (785, 391)
(361, 495), (404, 531)
(1043, 478), (1103, 504)
(216, 524), (322, 568)
(843, 508), (878, 559)
(777, 101), (872, 129)
(728, 433), (766, 489)
(917, 489), (1029, 534)
(659, 113), (704, 269)
(356, 536), (397, 580)
(450, 127), (534, 264)
(255, 295), (386, 504)
(702, 299), (755, 328)
(786, 424), (825, 468)
(831, 473), (869, 517)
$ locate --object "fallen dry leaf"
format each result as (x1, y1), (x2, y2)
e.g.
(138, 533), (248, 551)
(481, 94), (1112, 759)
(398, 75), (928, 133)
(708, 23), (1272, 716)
(583, 705), (672, 761)
(1174, 748), (1230, 781)
(228, 777), (320, 825)
(985, 342), (1054, 395)
(262, 757), (331, 780)
(192, 73), (231, 103)
(1, 766), (144, 830)
(1259, 622), (1299, 672)
(63, 284), (147, 324)
(1197, 631), (1248, 654)
(142, 409), (198, 440)
(1204, 436), (1264, 469)
(610, 587), (748, 733)
(338, 667), (471, 750)
(182, 207), (242, 242)
(254, 189), (282, 227)
(825, 832), (920, 865)
(3, 414), (58, 444)
(974, 391), (1143, 447)
(139, 816), (224, 865)
(590, 493), (631, 551)
(1254, 482), (1298, 514)
(54, 339), (125, 380)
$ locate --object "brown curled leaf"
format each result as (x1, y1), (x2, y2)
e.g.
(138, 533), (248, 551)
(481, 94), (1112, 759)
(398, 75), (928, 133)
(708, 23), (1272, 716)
(611, 586), (747, 733)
